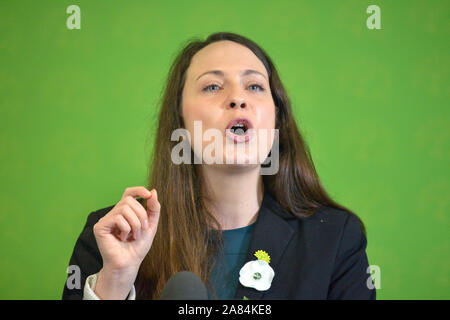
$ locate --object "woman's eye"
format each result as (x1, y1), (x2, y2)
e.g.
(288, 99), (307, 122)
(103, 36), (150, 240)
(249, 84), (265, 92)
(202, 84), (220, 92)
(202, 84), (265, 92)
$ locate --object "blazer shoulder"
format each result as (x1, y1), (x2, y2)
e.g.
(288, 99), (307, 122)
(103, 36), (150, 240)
(301, 206), (366, 238)
(305, 206), (351, 225)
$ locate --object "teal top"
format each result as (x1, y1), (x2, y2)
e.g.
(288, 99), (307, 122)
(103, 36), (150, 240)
(208, 222), (256, 299)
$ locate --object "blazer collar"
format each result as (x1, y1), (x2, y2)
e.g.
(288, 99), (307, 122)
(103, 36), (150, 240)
(233, 191), (296, 300)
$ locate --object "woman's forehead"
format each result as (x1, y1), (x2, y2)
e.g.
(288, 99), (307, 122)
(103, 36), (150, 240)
(187, 41), (268, 80)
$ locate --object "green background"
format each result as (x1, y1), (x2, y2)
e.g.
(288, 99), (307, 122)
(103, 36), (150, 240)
(0, 0), (448, 299)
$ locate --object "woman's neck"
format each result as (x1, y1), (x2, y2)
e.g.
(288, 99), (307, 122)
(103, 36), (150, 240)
(200, 165), (264, 230)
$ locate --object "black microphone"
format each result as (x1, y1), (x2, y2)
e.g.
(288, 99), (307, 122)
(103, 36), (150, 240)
(160, 271), (209, 300)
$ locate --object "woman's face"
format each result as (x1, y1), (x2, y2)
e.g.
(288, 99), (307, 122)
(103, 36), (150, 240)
(181, 40), (276, 168)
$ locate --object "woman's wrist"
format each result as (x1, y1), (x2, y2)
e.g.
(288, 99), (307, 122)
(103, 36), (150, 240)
(94, 266), (138, 300)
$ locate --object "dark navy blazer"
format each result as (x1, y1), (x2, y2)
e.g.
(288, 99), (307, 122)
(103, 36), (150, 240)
(62, 192), (376, 300)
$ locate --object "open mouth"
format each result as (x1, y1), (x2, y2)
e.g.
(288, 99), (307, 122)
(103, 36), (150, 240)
(230, 123), (248, 135)
(225, 117), (254, 143)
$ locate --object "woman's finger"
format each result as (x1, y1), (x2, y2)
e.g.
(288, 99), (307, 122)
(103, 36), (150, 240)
(120, 205), (142, 240)
(113, 214), (132, 242)
(146, 189), (161, 229)
(123, 196), (149, 229)
(121, 186), (152, 201)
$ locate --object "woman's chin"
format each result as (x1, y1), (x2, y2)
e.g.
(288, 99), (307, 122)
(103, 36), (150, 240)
(199, 153), (260, 169)
(222, 154), (261, 169)
(206, 163), (261, 173)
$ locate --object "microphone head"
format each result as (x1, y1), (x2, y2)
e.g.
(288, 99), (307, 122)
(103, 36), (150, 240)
(160, 271), (208, 300)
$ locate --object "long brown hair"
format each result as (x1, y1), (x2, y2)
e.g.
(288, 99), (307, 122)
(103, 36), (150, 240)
(135, 32), (366, 299)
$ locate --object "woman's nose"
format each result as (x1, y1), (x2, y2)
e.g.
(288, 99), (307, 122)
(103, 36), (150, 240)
(230, 101), (246, 109)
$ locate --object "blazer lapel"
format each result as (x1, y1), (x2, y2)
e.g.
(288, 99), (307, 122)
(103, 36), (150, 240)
(234, 192), (295, 300)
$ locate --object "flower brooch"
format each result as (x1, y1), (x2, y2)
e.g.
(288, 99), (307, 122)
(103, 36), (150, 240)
(239, 250), (275, 292)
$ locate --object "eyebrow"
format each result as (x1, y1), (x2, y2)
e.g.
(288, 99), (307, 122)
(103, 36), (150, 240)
(196, 69), (267, 81)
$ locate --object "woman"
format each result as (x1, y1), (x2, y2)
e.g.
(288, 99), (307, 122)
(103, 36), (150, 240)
(62, 32), (376, 300)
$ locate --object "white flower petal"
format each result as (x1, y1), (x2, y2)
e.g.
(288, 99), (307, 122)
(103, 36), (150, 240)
(254, 279), (271, 291)
(238, 259), (275, 291)
(254, 260), (268, 268)
(239, 261), (253, 276)
(261, 267), (275, 279)
(247, 261), (260, 273)
(239, 275), (255, 288)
